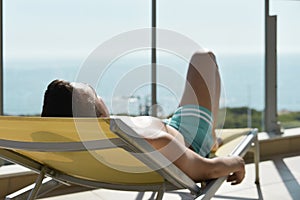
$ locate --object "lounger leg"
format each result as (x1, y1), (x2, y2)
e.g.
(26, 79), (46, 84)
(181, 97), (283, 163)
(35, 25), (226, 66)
(155, 183), (165, 200)
(27, 167), (46, 200)
(253, 135), (260, 184)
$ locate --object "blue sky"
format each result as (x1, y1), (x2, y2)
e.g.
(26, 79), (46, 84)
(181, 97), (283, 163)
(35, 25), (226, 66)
(4, 0), (300, 61)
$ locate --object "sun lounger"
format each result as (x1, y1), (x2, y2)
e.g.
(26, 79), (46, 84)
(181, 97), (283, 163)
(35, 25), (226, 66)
(0, 116), (259, 200)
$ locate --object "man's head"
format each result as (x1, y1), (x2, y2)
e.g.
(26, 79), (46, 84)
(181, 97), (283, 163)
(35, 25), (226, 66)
(41, 79), (109, 117)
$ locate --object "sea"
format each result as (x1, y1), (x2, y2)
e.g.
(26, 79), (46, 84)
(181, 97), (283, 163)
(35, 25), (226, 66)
(4, 53), (300, 116)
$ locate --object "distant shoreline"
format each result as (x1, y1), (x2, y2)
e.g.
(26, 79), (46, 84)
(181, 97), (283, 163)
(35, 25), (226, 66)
(4, 106), (300, 132)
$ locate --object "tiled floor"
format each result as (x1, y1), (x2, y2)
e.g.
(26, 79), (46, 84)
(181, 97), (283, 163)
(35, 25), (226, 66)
(37, 153), (300, 200)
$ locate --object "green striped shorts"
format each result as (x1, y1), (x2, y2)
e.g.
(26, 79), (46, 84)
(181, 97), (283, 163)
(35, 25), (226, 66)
(163, 104), (213, 157)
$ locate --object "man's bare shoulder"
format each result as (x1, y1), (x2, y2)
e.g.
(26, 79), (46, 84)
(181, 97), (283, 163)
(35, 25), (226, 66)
(114, 116), (183, 141)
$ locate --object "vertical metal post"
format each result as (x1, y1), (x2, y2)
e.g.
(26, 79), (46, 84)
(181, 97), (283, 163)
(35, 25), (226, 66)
(254, 134), (260, 184)
(151, 0), (157, 117)
(0, 0), (3, 115)
(265, 0), (281, 134)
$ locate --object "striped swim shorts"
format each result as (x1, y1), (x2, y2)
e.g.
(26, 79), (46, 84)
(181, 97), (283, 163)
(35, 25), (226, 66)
(163, 104), (214, 157)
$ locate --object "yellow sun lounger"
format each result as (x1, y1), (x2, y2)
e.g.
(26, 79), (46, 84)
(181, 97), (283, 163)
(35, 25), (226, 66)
(0, 116), (259, 200)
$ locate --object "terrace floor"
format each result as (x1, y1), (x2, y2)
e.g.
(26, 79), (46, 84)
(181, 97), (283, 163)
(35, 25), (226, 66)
(34, 153), (300, 200)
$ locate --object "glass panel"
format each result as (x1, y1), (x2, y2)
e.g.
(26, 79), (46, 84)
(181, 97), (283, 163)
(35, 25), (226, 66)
(4, 0), (150, 115)
(158, 0), (264, 129)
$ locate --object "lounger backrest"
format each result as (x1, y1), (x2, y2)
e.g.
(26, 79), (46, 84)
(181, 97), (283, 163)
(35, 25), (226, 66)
(0, 116), (164, 185)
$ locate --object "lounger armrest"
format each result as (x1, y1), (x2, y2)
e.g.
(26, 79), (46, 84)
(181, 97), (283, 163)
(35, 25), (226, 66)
(229, 129), (258, 157)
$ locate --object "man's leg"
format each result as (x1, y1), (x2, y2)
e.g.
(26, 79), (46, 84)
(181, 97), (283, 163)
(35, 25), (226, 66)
(179, 51), (221, 150)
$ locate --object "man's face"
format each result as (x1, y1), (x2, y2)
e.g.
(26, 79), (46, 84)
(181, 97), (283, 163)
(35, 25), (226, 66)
(70, 82), (109, 117)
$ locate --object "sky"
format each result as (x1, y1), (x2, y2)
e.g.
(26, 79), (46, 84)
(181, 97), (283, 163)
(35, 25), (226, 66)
(4, 0), (300, 61)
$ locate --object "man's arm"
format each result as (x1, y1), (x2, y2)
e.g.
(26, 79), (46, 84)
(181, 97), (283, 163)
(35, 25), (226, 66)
(145, 130), (245, 184)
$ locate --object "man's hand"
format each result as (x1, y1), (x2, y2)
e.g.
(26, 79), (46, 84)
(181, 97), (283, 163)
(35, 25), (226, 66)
(226, 156), (245, 185)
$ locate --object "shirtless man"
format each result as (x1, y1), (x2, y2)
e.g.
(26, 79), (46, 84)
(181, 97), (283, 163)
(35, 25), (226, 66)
(42, 51), (245, 184)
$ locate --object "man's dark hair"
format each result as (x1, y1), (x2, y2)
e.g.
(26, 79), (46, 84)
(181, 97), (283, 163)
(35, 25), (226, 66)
(41, 79), (74, 117)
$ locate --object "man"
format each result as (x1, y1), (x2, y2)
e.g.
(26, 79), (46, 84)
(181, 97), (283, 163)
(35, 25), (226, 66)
(42, 51), (245, 184)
